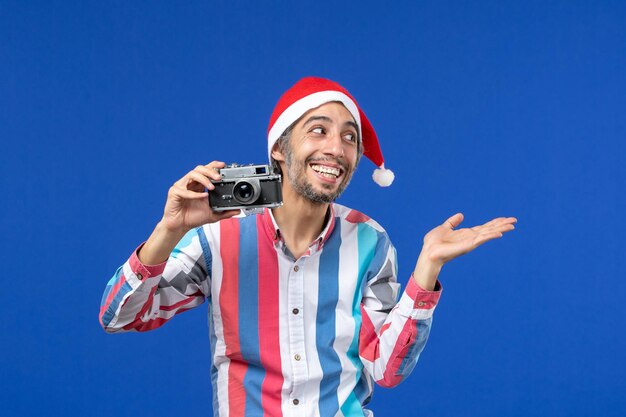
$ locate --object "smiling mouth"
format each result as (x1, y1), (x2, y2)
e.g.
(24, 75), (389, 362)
(310, 163), (343, 179)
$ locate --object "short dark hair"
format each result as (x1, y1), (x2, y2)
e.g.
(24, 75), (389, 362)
(270, 123), (295, 176)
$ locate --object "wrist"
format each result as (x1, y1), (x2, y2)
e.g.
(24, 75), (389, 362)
(155, 219), (189, 241)
(412, 251), (443, 291)
(138, 222), (189, 265)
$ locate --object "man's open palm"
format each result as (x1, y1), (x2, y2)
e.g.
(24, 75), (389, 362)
(423, 213), (517, 266)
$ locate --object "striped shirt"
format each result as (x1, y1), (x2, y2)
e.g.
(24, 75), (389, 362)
(100, 203), (441, 417)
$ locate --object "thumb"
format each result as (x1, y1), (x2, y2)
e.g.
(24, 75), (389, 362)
(443, 213), (464, 229)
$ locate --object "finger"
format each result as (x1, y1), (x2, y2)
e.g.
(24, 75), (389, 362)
(476, 222), (518, 244)
(493, 217), (517, 227)
(206, 160), (226, 168)
(473, 231), (504, 247)
(499, 223), (516, 232)
(194, 165), (223, 182)
(489, 216), (518, 226)
(194, 162), (224, 181)
(477, 222), (516, 235)
(486, 223), (516, 234)
(479, 217), (512, 229)
(172, 187), (209, 200)
(214, 209), (240, 219)
(473, 217), (517, 232)
(443, 213), (464, 229)
(481, 217), (505, 228)
(173, 170), (207, 189)
(205, 161), (226, 177)
(186, 171), (214, 190)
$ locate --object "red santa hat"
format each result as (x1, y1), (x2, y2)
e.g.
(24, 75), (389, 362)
(267, 76), (394, 187)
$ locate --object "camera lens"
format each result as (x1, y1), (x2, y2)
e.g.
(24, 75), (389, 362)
(236, 183), (253, 199)
(233, 180), (260, 204)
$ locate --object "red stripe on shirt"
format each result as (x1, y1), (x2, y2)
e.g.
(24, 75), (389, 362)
(358, 304), (381, 362)
(256, 216), (284, 416)
(121, 289), (203, 331)
(121, 286), (157, 330)
(159, 290), (204, 311)
(219, 219), (247, 417)
(122, 308), (195, 332)
(380, 317), (416, 387)
(346, 209), (370, 224)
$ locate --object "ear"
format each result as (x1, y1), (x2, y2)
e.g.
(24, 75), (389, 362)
(271, 142), (286, 162)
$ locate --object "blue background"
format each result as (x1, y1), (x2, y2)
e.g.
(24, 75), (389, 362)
(1, 1), (624, 416)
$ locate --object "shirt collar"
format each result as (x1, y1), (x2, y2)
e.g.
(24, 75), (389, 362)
(262, 204), (337, 251)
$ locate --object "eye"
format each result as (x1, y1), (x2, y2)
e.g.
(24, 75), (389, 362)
(343, 132), (357, 142)
(311, 127), (325, 135)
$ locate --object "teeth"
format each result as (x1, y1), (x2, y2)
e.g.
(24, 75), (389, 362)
(311, 164), (340, 177)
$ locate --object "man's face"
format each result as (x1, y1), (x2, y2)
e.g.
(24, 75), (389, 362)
(275, 102), (361, 204)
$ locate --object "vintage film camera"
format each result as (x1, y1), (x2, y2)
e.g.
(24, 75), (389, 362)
(209, 163), (282, 214)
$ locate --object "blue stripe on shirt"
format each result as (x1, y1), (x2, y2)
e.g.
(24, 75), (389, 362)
(363, 229), (391, 282)
(237, 216), (265, 416)
(317, 221), (343, 416)
(354, 223), (384, 410)
(171, 229), (195, 259)
(196, 226), (212, 280)
(208, 300), (221, 416)
(341, 222), (379, 416)
(100, 266), (120, 308)
(100, 267), (133, 327)
(397, 317), (433, 376)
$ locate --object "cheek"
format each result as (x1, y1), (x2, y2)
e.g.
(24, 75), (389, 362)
(344, 147), (359, 165)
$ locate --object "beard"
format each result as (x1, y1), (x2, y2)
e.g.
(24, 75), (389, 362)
(282, 142), (356, 204)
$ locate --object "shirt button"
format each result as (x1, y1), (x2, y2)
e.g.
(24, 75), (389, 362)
(137, 273), (143, 280)
(293, 399), (299, 405)
(293, 265), (299, 272)
(294, 354), (301, 361)
(292, 308), (299, 315)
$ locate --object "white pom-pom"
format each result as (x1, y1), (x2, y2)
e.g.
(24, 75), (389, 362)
(372, 165), (395, 187)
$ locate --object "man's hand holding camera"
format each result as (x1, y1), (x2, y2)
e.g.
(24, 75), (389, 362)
(138, 161), (239, 265)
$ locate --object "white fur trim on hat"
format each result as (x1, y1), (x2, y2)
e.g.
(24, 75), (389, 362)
(372, 164), (395, 187)
(267, 91), (361, 161)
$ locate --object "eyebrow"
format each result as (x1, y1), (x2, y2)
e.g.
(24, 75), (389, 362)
(303, 115), (359, 132)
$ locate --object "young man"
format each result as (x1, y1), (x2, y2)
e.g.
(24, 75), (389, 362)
(100, 77), (516, 416)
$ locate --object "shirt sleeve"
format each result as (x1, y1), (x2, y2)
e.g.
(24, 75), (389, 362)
(358, 237), (442, 388)
(99, 227), (212, 333)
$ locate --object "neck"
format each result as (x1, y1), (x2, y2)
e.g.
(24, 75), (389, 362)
(271, 184), (330, 258)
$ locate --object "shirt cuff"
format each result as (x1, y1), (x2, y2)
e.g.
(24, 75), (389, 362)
(405, 274), (442, 309)
(396, 274), (443, 320)
(128, 242), (168, 282)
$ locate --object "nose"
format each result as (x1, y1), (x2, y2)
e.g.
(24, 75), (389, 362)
(323, 130), (344, 158)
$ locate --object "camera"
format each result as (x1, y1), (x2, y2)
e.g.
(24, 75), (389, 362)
(209, 163), (283, 213)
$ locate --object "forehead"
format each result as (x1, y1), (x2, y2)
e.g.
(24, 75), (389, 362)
(296, 102), (358, 127)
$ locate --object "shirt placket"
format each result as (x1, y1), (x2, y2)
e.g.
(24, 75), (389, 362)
(286, 254), (309, 414)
